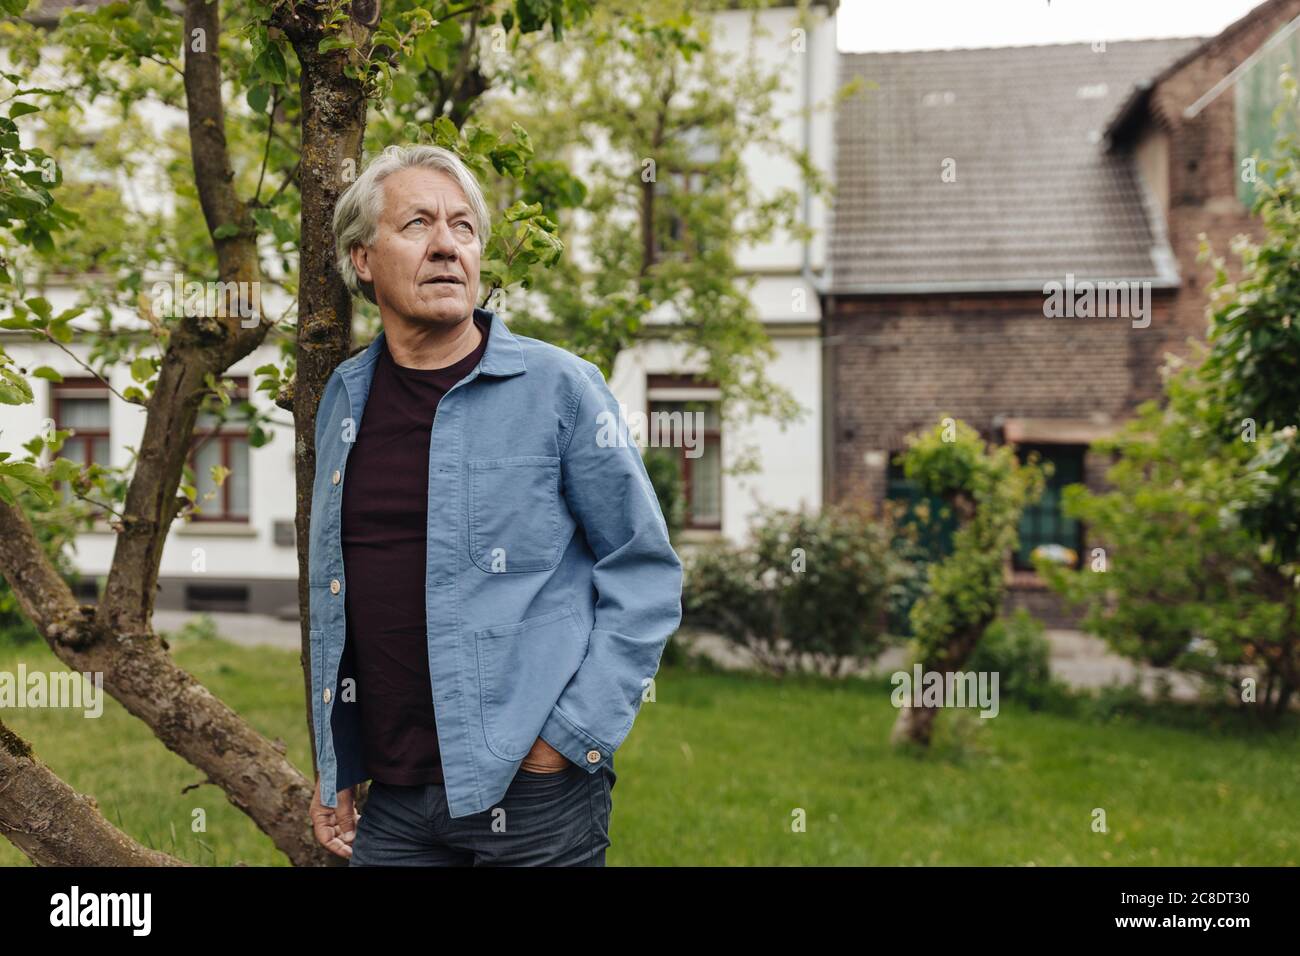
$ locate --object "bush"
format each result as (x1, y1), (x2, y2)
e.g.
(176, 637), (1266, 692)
(1039, 70), (1300, 720)
(967, 609), (1060, 710)
(643, 447), (686, 541)
(889, 417), (1044, 747)
(682, 501), (915, 677)
(0, 587), (42, 647)
(162, 613), (221, 643)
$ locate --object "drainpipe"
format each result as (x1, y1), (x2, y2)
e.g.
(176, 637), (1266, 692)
(800, 7), (835, 508)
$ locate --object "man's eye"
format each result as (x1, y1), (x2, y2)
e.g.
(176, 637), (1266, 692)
(406, 217), (425, 228)
(455, 221), (473, 233)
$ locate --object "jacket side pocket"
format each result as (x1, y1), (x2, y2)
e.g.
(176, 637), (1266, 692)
(475, 604), (585, 760)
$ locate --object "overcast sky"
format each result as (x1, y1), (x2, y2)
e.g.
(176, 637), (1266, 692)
(837, 0), (1270, 52)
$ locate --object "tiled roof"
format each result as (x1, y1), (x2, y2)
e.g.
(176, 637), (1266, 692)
(830, 38), (1204, 291)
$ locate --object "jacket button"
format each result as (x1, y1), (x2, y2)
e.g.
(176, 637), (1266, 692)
(329, 579), (341, 594)
(323, 688), (331, 703)
(586, 749), (601, 764)
(331, 469), (341, 485)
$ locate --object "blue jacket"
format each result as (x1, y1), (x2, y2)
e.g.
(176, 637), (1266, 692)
(308, 307), (683, 817)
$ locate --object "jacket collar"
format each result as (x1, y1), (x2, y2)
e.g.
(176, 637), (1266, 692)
(337, 306), (526, 391)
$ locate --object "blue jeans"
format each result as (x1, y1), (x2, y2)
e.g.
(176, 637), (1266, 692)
(348, 762), (614, 866)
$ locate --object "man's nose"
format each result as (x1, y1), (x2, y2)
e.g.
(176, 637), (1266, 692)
(425, 218), (458, 259)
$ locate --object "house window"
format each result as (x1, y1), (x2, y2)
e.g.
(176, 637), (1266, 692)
(1013, 444), (1084, 571)
(189, 378), (251, 522)
(646, 373), (721, 530)
(883, 454), (957, 636)
(52, 380), (111, 500)
(185, 583), (249, 613)
(884, 455), (956, 560)
(651, 126), (720, 262)
(1234, 21), (1300, 206)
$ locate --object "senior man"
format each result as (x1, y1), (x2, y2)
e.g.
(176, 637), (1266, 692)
(307, 144), (682, 866)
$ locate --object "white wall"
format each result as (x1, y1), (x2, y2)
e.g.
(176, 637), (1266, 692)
(608, 329), (822, 546)
(0, 334), (299, 583)
(1, 3), (836, 590)
(524, 4), (835, 545)
(708, 4), (835, 274)
(2, 22), (298, 589)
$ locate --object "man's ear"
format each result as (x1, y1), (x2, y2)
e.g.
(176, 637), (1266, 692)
(351, 244), (371, 284)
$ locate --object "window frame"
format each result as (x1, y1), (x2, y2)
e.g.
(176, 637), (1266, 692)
(650, 126), (718, 263)
(188, 377), (252, 523)
(646, 373), (722, 532)
(1010, 442), (1086, 572)
(51, 378), (112, 471)
(884, 453), (958, 560)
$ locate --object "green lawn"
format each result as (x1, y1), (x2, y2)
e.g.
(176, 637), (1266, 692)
(1, 633), (1297, 866)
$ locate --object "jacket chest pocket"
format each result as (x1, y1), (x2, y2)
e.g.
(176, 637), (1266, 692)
(469, 456), (564, 573)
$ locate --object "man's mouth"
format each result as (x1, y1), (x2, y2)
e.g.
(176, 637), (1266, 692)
(422, 276), (463, 285)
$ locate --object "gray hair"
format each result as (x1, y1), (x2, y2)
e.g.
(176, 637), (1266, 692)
(332, 144), (490, 305)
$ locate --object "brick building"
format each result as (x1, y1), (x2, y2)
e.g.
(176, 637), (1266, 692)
(824, 0), (1300, 618)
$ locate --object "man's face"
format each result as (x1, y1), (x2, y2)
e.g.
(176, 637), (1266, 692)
(351, 166), (482, 326)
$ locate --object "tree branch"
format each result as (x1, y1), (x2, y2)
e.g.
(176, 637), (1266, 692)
(254, 90), (278, 204)
(0, 719), (186, 866)
(98, 0), (271, 638)
(73, 490), (125, 520)
(0, 498), (91, 645)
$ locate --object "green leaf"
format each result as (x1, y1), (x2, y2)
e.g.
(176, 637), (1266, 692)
(318, 35), (356, 54)
(0, 460), (54, 503)
(264, 43), (288, 83)
(44, 428), (71, 454)
(8, 102), (39, 119)
(0, 365), (34, 404)
(48, 458), (81, 482)
(246, 84), (270, 114)
(213, 223), (240, 239)
(23, 296), (52, 319)
(31, 365), (62, 382)
(130, 356), (154, 383)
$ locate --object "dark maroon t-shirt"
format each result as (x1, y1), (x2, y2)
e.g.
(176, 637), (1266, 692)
(339, 313), (489, 785)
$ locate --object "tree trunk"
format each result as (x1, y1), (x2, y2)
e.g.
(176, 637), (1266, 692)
(890, 624), (988, 748)
(0, 0), (378, 866)
(889, 701), (939, 748)
(0, 720), (184, 866)
(281, 1), (377, 783)
(0, 499), (329, 866)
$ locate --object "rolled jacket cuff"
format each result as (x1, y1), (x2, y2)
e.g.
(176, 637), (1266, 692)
(539, 704), (613, 774)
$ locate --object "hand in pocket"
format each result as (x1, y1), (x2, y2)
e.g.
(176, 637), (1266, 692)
(519, 735), (571, 773)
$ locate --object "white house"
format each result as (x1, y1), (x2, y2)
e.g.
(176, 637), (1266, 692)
(593, 1), (834, 552)
(0, 0), (837, 616)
